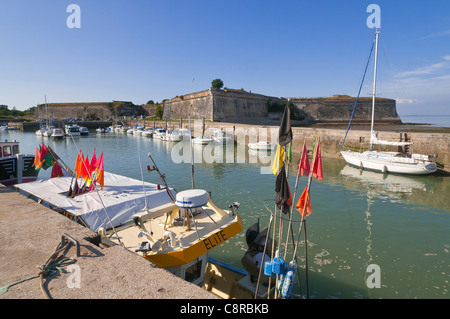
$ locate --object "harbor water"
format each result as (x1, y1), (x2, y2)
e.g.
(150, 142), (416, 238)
(2, 129), (448, 299)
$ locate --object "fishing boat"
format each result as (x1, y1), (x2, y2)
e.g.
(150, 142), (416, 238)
(248, 141), (274, 151)
(340, 30), (437, 175)
(14, 149), (268, 298)
(0, 140), (39, 186)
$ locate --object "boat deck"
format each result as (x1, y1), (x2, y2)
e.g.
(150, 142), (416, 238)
(104, 201), (243, 268)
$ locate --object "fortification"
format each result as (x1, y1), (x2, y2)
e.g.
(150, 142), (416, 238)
(35, 101), (153, 120)
(162, 89), (401, 124)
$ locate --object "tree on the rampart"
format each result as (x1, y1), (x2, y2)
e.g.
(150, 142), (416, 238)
(156, 104), (163, 119)
(211, 79), (224, 90)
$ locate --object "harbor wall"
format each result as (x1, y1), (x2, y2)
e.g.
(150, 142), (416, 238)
(168, 120), (449, 172)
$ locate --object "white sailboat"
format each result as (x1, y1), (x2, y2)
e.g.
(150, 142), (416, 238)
(340, 30), (437, 175)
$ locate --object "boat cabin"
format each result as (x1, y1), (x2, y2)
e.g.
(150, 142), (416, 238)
(0, 141), (20, 158)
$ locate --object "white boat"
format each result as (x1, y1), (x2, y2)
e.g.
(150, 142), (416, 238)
(248, 141), (274, 151)
(153, 128), (166, 139)
(42, 126), (54, 137)
(168, 128), (191, 142)
(65, 124), (81, 137)
(79, 126), (89, 136)
(340, 30), (437, 175)
(212, 129), (233, 144)
(134, 126), (145, 135)
(96, 127), (110, 134)
(35, 125), (50, 136)
(192, 136), (214, 145)
(141, 128), (153, 137)
(51, 128), (65, 139)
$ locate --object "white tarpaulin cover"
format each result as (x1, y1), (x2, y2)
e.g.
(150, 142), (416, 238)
(15, 172), (176, 232)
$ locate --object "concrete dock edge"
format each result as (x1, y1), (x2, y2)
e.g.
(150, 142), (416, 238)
(0, 184), (216, 299)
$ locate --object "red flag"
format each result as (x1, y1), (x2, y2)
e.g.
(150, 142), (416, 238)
(296, 186), (312, 217)
(51, 162), (64, 178)
(312, 141), (323, 180)
(81, 154), (90, 180)
(297, 143), (310, 177)
(95, 152), (104, 189)
(90, 149), (97, 173)
(39, 144), (49, 162)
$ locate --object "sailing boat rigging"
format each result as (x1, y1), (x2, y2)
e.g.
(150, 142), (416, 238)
(340, 30), (437, 175)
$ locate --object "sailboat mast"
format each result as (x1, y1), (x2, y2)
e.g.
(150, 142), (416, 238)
(370, 30), (380, 150)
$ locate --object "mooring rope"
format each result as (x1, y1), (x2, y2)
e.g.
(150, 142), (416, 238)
(0, 239), (77, 298)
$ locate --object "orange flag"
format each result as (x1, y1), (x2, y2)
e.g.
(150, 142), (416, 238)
(312, 141), (323, 180)
(95, 152), (104, 189)
(33, 148), (43, 170)
(74, 153), (82, 178)
(296, 186), (312, 217)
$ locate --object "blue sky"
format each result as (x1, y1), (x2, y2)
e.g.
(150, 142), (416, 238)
(1, 1), (449, 117)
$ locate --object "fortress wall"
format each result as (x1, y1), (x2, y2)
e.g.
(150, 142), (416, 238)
(35, 103), (112, 119)
(163, 90), (213, 120)
(291, 97), (400, 123)
(35, 102), (148, 120)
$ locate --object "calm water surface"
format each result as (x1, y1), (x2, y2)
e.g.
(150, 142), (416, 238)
(2, 129), (449, 299)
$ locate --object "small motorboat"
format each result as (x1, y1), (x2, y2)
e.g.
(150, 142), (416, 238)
(248, 141), (274, 151)
(51, 128), (65, 139)
(193, 136), (214, 145)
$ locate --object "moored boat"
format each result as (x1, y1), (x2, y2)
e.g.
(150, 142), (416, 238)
(340, 30), (437, 175)
(79, 126), (89, 136)
(0, 140), (39, 186)
(212, 129), (233, 144)
(248, 141), (274, 151)
(51, 128), (65, 139)
(192, 136), (214, 145)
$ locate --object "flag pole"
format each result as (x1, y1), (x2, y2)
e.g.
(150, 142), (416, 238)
(291, 137), (320, 299)
(283, 140), (306, 258)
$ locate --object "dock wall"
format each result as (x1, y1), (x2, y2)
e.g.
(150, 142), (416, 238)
(164, 120), (449, 172)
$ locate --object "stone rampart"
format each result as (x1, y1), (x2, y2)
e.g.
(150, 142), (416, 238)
(161, 89), (401, 124)
(35, 101), (149, 120)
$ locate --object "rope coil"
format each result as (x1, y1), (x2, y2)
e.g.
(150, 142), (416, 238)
(0, 238), (77, 298)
